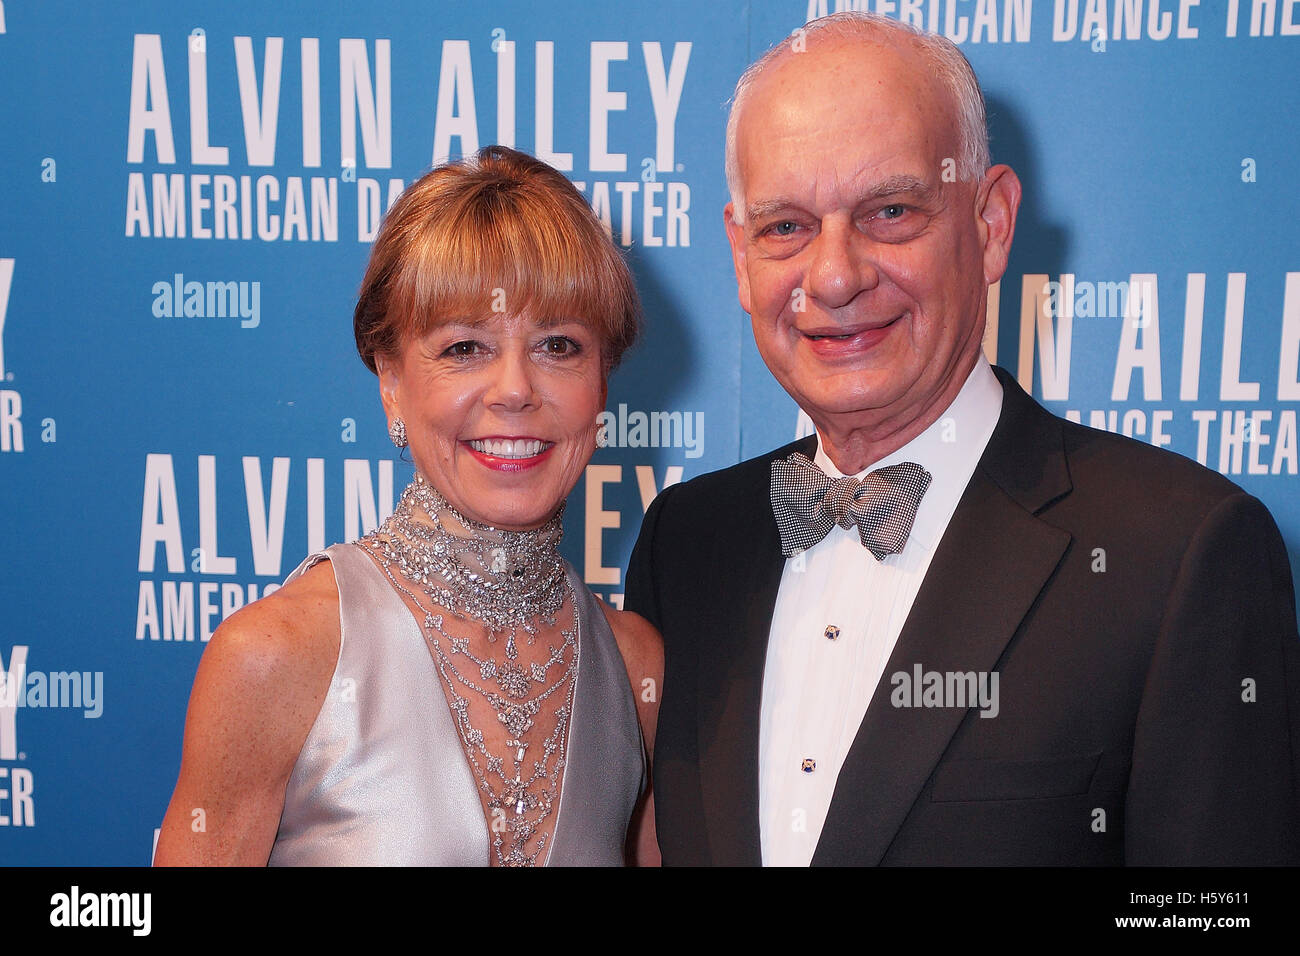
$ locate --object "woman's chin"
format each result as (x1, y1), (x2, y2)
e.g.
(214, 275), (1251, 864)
(448, 484), (568, 531)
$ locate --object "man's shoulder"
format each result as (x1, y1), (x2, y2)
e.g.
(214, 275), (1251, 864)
(991, 366), (1247, 520)
(1053, 411), (1244, 511)
(1002, 398), (1271, 558)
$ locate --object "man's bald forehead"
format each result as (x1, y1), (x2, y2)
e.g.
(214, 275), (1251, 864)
(738, 32), (951, 131)
(730, 34), (963, 206)
(724, 14), (990, 214)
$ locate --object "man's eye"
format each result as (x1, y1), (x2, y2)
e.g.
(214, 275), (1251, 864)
(879, 204), (908, 220)
(770, 221), (799, 236)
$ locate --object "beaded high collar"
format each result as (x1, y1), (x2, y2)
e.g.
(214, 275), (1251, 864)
(361, 472), (568, 636)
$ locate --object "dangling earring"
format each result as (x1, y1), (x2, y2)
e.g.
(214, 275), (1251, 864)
(389, 417), (408, 448)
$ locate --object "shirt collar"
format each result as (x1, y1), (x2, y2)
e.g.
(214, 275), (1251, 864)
(811, 356), (1004, 553)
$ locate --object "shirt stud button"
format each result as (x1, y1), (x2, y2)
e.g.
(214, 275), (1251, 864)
(801, 758), (816, 773)
(824, 625), (840, 641)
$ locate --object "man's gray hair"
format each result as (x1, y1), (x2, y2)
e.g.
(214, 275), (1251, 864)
(724, 12), (991, 221)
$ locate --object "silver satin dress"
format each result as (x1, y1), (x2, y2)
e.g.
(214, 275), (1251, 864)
(267, 543), (646, 866)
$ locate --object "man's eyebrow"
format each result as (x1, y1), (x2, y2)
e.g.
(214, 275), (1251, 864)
(744, 176), (941, 222)
(862, 175), (940, 201)
(744, 199), (799, 222)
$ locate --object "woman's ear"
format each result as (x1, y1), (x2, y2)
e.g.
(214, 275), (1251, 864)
(376, 354), (401, 422)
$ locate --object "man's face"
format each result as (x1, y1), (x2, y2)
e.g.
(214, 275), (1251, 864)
(725, 37), (1016, 442)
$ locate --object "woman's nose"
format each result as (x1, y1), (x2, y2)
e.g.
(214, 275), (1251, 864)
(484, 348), (539, 412)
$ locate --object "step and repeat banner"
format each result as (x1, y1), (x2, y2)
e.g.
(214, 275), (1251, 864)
(0, 1), (1297, 864)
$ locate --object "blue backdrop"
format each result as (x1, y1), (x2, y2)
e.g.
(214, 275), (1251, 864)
(1, 0), (1297, 864)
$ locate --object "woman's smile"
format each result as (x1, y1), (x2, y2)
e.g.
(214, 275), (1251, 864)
(463, 436), (558, 472)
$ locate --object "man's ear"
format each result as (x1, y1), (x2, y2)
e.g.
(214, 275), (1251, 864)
(375, 354), (402, 424)
(976, 165), (1022, 285)
(723, 202), (753, 315)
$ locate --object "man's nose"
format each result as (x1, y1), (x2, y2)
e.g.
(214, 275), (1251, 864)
(484, 348), (539, 412)
(805, 219), (880, 309)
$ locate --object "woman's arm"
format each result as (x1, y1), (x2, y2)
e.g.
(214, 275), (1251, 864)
(601, 603), (664, 867)
(153, 562), (341, 866)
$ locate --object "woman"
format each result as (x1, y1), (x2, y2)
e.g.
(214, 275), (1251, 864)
(155, 145), (662, 866)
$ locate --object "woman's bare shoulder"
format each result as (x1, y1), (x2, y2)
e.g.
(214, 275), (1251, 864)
(239, 558), (341, 641)
(597, 601), (664, 706)
(155, 559), (343, 864)
(198, 559), (342, 722)
(597, 602), (662, 670)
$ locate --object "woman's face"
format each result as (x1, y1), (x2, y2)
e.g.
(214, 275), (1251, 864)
(379, 311), (607, 531)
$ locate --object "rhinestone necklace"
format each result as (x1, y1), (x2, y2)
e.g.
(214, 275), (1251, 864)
(363, 471), (568, 651)
(356, 474), (578, 866)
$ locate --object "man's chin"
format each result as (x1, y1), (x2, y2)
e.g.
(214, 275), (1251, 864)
(789, 375), (909, 419)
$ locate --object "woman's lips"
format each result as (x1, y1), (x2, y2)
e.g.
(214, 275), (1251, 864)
(467, 437), (550, 458)
(463, 437), (556, 472)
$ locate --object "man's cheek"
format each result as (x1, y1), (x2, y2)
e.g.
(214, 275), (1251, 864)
(758, 269), (803, 318)
(738, 262), (770, 316)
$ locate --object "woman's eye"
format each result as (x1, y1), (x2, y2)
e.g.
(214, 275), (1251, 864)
(443, 340), (481, 358)
(541, 335), (581, 356)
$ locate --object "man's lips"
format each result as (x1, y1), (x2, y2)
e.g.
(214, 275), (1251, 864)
(799, 315), (902, 353)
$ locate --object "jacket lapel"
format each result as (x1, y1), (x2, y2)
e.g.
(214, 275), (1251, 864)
(696, 436), (816, 865)
(811, 367), (1074, 865)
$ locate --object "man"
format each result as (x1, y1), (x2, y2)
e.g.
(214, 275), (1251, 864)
(625, 13), (1300, 865)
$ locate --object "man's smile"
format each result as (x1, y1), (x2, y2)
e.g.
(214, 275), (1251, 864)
(797, 315), (903, 354)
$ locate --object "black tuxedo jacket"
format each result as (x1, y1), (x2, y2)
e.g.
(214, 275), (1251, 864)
(625, 366), (1300, 865)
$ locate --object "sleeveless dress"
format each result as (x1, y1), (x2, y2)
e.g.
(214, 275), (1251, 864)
(267, 542), (645, 866)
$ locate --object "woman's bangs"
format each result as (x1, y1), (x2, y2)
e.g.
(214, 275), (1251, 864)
(394, 196), (616, 339)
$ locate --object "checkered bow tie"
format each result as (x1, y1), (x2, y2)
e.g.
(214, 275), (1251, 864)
(769, 452), (932, 560)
